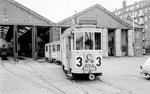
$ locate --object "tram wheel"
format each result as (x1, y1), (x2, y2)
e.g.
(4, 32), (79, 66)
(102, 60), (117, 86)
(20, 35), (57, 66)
(89, 74), (95, 80)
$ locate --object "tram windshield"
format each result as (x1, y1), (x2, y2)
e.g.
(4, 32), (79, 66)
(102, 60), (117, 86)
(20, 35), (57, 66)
(76, 32), (83, 50)
(85, 32), (93, 50)
(76, 32), (101, 50)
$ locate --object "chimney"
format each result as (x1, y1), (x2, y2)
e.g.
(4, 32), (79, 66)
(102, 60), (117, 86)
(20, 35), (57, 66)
(123, 0), (126, 8)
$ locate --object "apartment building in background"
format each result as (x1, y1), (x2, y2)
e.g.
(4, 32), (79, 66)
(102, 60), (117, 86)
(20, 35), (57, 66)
(113, 0), (150, 54)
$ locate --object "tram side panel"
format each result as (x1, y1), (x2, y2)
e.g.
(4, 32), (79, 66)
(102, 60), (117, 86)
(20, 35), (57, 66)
(61, 38), (69, 70)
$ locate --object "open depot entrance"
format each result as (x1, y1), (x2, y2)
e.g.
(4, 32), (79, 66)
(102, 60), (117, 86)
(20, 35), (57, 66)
(108, 28), (128, 57)
(108, 29), (115, 56)
(1, 25), (50, 60)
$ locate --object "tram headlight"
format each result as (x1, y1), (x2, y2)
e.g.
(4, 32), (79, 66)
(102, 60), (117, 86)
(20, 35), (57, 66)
(86, 54), (92, 60)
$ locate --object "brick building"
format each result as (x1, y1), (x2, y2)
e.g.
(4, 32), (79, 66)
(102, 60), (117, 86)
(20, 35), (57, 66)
(113, 0), (150, 54)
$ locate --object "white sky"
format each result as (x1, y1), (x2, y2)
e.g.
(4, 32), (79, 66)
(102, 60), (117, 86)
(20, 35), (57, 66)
(15, 0), (141, 23)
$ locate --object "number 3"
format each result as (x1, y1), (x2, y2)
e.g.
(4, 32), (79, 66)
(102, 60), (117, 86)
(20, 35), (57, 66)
(76, 57), (82, 67)
(96, 57), (101, 67)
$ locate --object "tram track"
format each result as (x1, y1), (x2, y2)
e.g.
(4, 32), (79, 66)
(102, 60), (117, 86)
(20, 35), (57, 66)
(1, 60), (67, 94)
(25, 61), (67, 94)
(70, 79), (112, 94)
(71, 80), (90, 94)
(37, 61), (92, 94)
(70, 77), (135, 94)
(1, 59), (135, 94)
(98, 78), (134, 94)
(24, 60), (92, 94)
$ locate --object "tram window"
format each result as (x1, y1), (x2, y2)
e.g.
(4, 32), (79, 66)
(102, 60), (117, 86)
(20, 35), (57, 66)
(95, 33), (101, 50)
(46, 46), (48, 52)
(85, 32), (93, 50)
(76, 32), (83, 50)
(71, 33), (75, 50)
(57, 44), (60, 51)
(49, 45), (51, 52)
(68, 36), (71, 50)
(52, 45), (56, 52)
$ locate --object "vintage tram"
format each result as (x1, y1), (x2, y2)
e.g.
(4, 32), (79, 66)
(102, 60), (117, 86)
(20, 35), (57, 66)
(61, 24), (103, 80)
(45, 41), (61, 64)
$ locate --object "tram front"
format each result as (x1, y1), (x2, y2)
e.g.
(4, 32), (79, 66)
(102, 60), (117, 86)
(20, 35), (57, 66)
(71, 25), (103, 80)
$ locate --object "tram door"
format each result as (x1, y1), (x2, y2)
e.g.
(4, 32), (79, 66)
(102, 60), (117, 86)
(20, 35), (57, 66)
(66, 36), (71, 69)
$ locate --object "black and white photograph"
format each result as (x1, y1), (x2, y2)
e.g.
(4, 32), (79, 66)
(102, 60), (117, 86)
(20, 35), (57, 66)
(0, 0), (150, 94)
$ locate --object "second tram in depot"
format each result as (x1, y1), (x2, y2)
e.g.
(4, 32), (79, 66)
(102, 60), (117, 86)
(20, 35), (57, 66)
(45, 41), (61, 64)
(61, 24), (103, 80)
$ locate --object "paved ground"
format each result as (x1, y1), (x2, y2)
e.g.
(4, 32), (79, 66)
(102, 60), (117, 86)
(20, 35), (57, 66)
(102, 56), (150, 94)
(0, 56), (150, 94)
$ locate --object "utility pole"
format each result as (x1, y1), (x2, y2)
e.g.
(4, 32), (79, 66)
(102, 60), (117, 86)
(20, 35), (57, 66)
(132, 1), (135, 44)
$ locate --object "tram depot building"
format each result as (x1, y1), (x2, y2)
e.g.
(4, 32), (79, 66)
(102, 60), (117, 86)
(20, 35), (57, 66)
(0, 0), (144, 61)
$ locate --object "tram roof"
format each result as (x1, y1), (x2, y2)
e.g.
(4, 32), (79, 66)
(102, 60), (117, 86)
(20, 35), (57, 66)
(46, 41), (60, 45)
(62, 24), (102, 36)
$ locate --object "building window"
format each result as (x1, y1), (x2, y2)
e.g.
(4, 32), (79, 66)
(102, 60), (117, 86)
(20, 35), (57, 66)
(144, 8), (148, 13)
(118, 11), (121, 15)
(126, 8), (129, 12)
(125, 15), (127, 18)
(136, 44), (140, 52)
(126, 8), (128, 12)
(120, 16), (123, 19)
(141, 3), (144, 8)
(139, 18), (144, 25)
(135, 19), (138, 23)
(138, 9), (144, 17)
(130, 6), (133, 10)
(134, 11), (137, 18)
(145, 24), (148, 29)
(2, 14), (8, 22)
(136, 4), (140, 9)
(145, 16), (148, 21)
